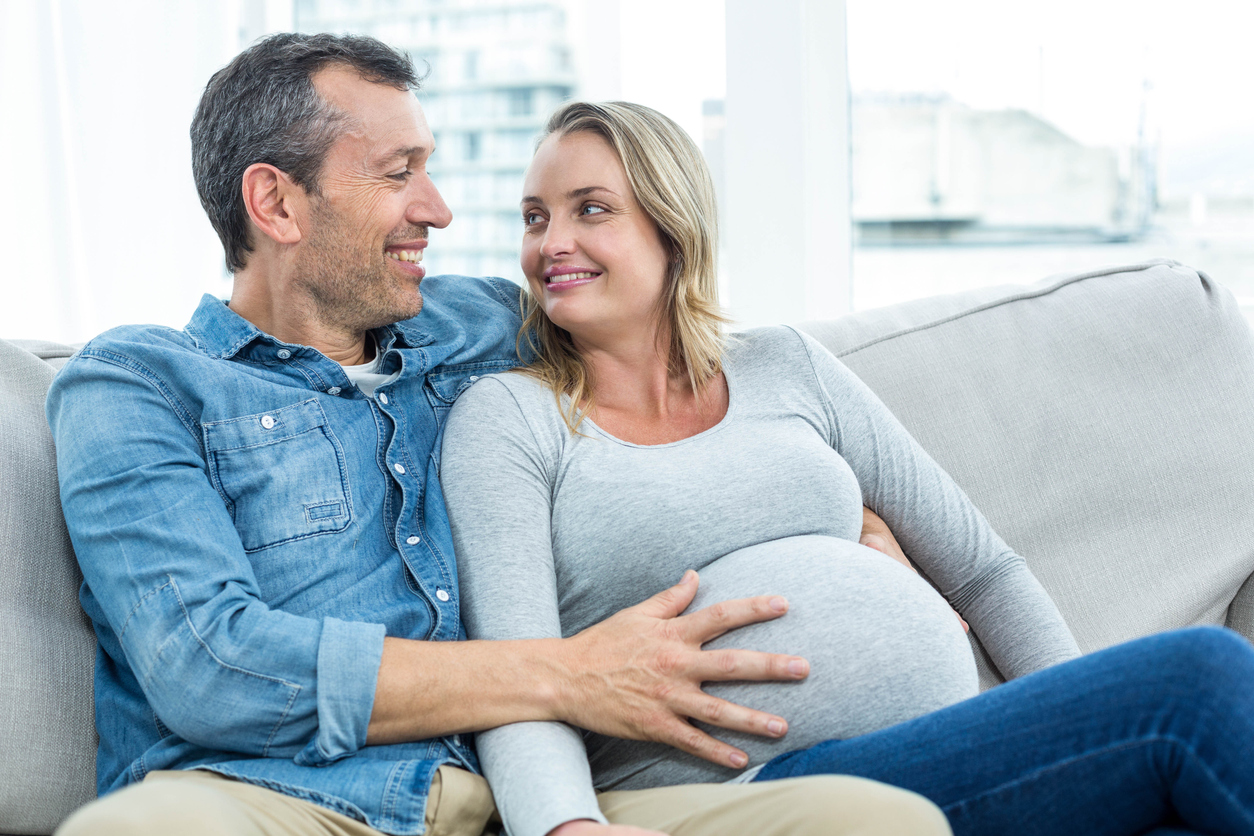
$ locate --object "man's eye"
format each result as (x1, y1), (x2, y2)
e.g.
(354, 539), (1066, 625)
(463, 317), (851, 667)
(389, 170), (413, 181)
(523, 212), (544, 225)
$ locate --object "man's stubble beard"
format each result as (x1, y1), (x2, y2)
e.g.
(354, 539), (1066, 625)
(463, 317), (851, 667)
(295, 202), (424, 334)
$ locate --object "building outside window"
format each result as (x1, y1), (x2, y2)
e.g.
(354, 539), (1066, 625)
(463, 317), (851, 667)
(846, 0), (1254, 320)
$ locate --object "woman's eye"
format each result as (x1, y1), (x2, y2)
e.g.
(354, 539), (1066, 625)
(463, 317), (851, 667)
(581, 205), (606, 216)
(523, 212), (543, 226)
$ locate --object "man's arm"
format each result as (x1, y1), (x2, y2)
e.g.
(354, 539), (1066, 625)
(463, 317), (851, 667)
(49, 351), (806, 769)
(369, 570), (805, 767)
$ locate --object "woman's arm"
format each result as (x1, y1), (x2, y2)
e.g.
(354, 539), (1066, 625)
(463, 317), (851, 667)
(790, 328), (1079, 678)
(439, 377), (800, 836)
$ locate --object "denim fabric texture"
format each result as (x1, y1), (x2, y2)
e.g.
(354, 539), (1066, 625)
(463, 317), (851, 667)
(45, 276), (524, 835)
(755, 627), (1254, 836)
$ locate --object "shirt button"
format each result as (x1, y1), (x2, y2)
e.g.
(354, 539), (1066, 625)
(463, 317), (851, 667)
(393, 463), (405, 475)
(469, 375), (479, 382)
(260, 415), (276, 429)
(406, 535), (420, 545)
(276, 349), (292, 360)
(436, 588), (450, 602)
(327, 386), (341, 395)
(378, 393), (389, 405)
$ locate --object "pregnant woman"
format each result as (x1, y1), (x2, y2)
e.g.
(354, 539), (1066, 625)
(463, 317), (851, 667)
(439, 101), (1254, 836)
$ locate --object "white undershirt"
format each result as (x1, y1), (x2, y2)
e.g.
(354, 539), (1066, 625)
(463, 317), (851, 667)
(339, 336), (400, 397)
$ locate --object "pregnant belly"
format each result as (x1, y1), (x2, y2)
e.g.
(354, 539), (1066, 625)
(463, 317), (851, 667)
(586, 535), (979, 790)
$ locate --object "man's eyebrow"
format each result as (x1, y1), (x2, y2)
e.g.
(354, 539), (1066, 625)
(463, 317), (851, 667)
(376, 145), (427, 166)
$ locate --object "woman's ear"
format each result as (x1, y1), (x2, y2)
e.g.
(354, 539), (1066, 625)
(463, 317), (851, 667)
(240, 163), (305, 248)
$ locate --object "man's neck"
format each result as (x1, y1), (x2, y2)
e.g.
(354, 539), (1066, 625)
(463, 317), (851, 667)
(228, 269), (375, 366)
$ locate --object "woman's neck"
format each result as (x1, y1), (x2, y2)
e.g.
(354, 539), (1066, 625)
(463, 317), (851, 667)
(574, 327), (727, 445)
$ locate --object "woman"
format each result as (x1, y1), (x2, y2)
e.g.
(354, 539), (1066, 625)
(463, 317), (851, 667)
(439, 101), (1254, 836)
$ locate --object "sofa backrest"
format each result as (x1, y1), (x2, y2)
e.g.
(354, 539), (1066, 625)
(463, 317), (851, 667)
(4, 260), (1252, 831)
(800, 259), (1254, 687)
(0, 338), (95, 835)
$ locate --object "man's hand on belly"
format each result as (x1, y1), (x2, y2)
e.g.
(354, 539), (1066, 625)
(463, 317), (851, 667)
(557, 570), (809, 770)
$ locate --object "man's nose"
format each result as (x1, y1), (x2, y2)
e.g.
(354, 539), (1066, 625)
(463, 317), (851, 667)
(408, 174), (453, 230)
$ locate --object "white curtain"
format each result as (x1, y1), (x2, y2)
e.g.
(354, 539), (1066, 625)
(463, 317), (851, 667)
(0, 0), (287, 343)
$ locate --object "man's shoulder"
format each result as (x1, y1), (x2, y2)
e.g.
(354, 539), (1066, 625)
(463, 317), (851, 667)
(410, 275), (523, 327)
(399, 275), (526, 368)
(57, 323), (202, 380)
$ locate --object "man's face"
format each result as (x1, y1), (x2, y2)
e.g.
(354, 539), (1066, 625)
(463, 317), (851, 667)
(292, 66), (452, 331)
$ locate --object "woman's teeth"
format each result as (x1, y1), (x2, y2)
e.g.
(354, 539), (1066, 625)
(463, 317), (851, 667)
(386, 249), (423, 263)
(548, 272), (596, 283)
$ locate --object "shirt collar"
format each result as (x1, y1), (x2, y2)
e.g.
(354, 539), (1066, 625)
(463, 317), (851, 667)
(183, 293), (432, 360)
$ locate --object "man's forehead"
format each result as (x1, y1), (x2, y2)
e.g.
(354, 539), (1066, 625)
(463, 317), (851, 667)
(313, 66), (429, 142)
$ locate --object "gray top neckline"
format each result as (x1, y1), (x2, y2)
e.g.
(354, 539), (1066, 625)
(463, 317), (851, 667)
(575, 361), (740, 450)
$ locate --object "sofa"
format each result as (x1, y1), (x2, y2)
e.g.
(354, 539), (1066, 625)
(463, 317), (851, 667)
(3, 258), (1253, 834)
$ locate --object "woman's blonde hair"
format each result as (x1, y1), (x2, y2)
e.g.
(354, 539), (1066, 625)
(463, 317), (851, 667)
(519, 101), (727, 433)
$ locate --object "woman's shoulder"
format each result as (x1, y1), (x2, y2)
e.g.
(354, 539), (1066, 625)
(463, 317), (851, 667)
(449, 369), (558, 420)
(446, 369), (574, 450)
(725, 325), (824, 373)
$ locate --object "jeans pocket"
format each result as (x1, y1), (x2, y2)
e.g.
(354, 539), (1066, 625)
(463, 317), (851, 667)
(203, 399), (353, 552)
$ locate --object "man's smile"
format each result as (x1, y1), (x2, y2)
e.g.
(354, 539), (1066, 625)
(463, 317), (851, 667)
(385, 246), (425, 264)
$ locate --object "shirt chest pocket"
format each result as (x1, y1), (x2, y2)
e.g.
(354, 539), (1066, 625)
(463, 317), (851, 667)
(203, 399), (353, 553)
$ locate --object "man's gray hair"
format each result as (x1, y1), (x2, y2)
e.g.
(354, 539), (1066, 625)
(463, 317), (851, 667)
(191, 32), (419, 273)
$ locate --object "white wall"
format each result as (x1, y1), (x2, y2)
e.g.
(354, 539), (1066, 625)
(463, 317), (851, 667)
(723, 0), (851, 326)
(0, 0), (281, 343)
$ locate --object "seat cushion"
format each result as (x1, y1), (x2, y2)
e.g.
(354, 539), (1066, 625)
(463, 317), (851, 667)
(799, 259), (1254, 685)
(0, 338), (96, 834)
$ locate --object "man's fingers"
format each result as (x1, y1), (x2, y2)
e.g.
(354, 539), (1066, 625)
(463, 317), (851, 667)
(673, 690), (790, 741)
(679, 594), (790, 643)
(692, 647), (809, 683)
(634, 570), (700, 620)
(655, 717), (753, 769)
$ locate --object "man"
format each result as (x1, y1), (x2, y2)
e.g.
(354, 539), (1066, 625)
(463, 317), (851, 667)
(47, 33), (947, 836)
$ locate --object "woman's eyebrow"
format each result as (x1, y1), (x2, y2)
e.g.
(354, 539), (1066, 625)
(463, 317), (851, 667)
(520, 186), (619, 207)
(568, 186), (617, 199)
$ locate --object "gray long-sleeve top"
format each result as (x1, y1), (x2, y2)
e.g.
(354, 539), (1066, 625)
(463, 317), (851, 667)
(440, 326), (1080, 836)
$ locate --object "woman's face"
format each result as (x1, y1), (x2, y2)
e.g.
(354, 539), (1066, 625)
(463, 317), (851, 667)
(520, 130), (672, 345)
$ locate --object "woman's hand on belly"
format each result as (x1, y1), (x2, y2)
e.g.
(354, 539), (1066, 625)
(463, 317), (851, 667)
(860, 507), (968, 633)
(559, 570), (810, 769)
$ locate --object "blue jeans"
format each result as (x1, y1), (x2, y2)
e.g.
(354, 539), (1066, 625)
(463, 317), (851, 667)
(754, 626), (1254, 836)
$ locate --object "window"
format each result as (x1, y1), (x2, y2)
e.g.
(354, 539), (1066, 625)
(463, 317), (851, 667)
(848, 0), (1254, 319)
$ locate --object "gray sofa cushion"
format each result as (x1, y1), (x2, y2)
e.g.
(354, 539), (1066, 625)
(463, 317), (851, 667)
(800, 259), (1254, 686)
(0, 338), (96, 835)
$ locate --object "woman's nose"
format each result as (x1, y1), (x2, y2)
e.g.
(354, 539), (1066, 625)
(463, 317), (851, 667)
(539, 218), (575, 259)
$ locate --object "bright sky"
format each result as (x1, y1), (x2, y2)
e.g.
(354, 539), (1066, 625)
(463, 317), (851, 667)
(615, 0), (1254, 196)
(846, 0), (1254, 193)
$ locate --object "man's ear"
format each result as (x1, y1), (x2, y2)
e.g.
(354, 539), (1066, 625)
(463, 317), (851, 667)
(241, 163), (306, 247)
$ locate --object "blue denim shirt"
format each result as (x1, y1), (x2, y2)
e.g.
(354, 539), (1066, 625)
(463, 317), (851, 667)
(46, 275), (524, 835)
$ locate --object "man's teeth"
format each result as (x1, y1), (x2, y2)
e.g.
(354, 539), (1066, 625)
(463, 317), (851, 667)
(386, 249), (424, 263)
(548, 272), (596, 283)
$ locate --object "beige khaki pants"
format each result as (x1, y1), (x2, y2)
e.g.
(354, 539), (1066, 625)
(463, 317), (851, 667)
(56, 766), (950, 836)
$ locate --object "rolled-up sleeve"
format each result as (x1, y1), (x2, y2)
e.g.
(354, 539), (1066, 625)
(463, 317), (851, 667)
(48, 352), (385, 761)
